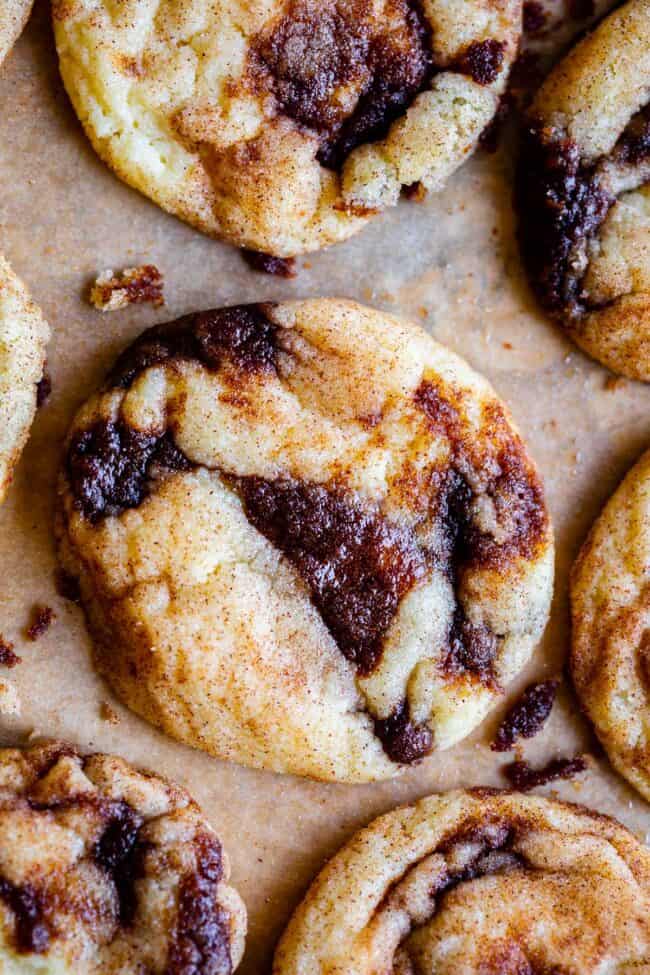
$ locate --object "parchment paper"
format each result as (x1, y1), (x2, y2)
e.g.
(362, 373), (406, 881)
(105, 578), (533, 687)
(0, 3), (649, 971)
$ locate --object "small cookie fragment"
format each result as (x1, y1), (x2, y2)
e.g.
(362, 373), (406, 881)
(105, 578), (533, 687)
(503, 754), (589, 790)
(273, 790), (650, 975)
(492, 678), (559, 751)
(25, 605), (55, 641)
(89, 265), (164, 312)
(0, 741), (247, 972)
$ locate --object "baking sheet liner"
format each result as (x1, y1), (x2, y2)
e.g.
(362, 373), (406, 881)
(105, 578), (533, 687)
(0, 3), (649, 971)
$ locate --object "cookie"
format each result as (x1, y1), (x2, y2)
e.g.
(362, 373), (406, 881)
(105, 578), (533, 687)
(0, 740), (247, 973)
(273, 789), (650, 975)
(52, 0), (521, 259)
(0, 0), (33, 66)
(56, 299), (553, 783)
(571, 448), (650, 801)
(0, 256), (50, 504)
(517, 0), (650, 381)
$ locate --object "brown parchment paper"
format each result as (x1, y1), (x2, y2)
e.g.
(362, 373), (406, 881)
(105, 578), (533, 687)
(0, 3), (649, 971)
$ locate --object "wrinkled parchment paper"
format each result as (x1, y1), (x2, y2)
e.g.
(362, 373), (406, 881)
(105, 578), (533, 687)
(0, 3), (649, 971)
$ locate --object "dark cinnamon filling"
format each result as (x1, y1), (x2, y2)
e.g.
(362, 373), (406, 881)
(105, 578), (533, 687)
(67, 423), (192, 524)
(504, 755), (588, 790)
(92, 800), (145, 926)
(248, 0), (508, 170)
(108, 304), (280, 390)
(242, 250), (297, 278)
(249, 0), (434, 170)
(517, 102), (650, 320)
(492, 679), (559, 752)
(166, 833), (231, 975)
(233, 474), (427, 677)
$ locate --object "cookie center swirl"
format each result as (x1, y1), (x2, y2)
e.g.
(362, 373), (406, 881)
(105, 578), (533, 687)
(249, 0), (434, 169)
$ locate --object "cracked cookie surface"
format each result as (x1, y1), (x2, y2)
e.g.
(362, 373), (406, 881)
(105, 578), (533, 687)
(517, 0), (650, 381)
(52, 0), (521, 258)
(0, 740), (247, 974)
(0, 256), (49, 505)
(273, 789), (650, 975)
(571, 448), (650, 801)
(0, 1), (33, 66)
(56, 299), (553, 783)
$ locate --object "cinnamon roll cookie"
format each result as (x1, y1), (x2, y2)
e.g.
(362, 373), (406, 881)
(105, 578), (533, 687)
(56, 299), (553, 782)
(0, 740), (247, 974)
(273, 790), (650, 975)
(0, 256), (49, 504)
(571, 448), (650, 801)
(517, 0), (650, 381)
(52, 0), (521, 259)
(0, 1), (33, 66)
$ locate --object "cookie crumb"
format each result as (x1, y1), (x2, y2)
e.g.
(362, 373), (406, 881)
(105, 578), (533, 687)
(89, 265), (165, 311)
(458, 39), (506, 86)
(504, 754), (589, 790)
(492, 678), (559, 751)
(0, 678), (21, 716)
(604, 375), (628, 392)
(100, 701), (120, 725)
(404, 182), (427, 202)
(55, 569), (81, 603)
(0, 636), (20, 668)
(242, 250), (297, 278)
(36, 371), (52, 408)
(26, 606), (56, 641)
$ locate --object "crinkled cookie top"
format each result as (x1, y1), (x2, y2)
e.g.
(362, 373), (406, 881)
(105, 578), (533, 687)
(57, 299), (553, 782)
(274, 789), (650, 975)
(0, 741), (247, 974)
(53, 0), (521, 256)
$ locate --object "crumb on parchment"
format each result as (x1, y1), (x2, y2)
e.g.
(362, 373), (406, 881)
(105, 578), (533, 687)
(0, 636), (20, 668)
(89, 265), (164, 311)
(26, 606), (56, 641)
(504, 754), (590, 791)
(100, 701), (120, 725)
